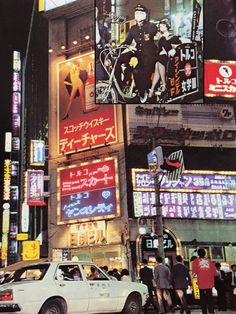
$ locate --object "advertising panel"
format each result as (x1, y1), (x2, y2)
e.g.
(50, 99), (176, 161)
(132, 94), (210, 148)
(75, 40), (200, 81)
(22, 240), (40, 261)
(26, 170), (45, 206)
(3, 160), (11, 201)
(205, 60), (236, 98)
(30, 140), (45, 166)
(69, 221), (106, 247)
(57, 157), (120, 223)
(132, 169), (236, 191)
(132, 169), (236, 220)
(134, 191), (236, 219)
(95, 0), (203, 104)
(58, 52), (117, 154)
(126, 104), (236, 147)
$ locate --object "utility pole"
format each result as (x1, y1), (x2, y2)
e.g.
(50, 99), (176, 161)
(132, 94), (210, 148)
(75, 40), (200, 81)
(154, 172), (164, 259)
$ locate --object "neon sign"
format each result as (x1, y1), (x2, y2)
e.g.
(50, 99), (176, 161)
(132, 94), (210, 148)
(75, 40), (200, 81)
(57, 157), (120, 223)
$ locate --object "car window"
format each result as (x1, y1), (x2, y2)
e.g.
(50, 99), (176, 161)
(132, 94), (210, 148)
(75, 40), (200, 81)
(81, 264), (109, 281)
(7, 264), (50, 283)
(56, 264), (83, 281)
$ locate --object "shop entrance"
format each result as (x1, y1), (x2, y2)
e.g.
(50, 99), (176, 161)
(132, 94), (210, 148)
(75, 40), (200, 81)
(136, 228), (181, 270)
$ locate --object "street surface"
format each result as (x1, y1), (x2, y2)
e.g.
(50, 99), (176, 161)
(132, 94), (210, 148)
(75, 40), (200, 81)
(143, 309), (235, 314)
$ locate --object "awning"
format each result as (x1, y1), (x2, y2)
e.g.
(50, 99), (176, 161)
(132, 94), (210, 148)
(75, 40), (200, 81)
(2, 258), (48, 273)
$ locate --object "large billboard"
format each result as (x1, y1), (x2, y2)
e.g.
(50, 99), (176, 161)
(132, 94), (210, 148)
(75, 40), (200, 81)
(58, 52), (117, 154)
(126, 104), (236, 147)
(132, 169), (236, 220)
(57, 157), (120, 223)
(95, 0), (203, 104)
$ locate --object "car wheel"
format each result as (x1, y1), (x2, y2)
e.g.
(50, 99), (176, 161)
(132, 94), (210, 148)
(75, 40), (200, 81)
(122, 294), (142, 314)
(39, 298), (65, 314)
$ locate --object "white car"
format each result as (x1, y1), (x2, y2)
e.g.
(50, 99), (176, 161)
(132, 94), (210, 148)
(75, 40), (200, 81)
(0, 261), (148, 314)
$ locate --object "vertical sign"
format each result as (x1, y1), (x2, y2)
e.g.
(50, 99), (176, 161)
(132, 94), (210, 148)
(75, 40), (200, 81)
(191, 0), (201, 41)
(30, 140), (45, 166)
(26, 170), (45, 206)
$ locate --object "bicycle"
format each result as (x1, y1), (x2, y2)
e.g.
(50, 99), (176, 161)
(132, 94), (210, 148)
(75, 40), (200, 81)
(96, 44), (138, 103)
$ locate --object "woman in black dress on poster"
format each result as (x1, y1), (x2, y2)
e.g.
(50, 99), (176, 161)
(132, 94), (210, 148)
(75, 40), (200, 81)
(149, 19), (182, 98)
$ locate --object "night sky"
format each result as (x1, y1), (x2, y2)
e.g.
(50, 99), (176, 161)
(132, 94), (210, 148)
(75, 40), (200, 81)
(0, 0), (34, 206)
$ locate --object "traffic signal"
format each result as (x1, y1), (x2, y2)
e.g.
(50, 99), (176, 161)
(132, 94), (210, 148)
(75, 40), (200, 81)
(160, 158), (181, 172)
(162, 150), (185, 182)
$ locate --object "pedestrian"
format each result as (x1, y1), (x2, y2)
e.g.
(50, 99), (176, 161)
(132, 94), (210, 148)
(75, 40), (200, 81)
(120, 268), (132, 282)
(120, 4), (158, 103)
(154, 256), (174, 314)
(140, 258), (158, 313)
(171, 255), (191, 314)
(112, 268), (121, 281)
(225, 264), (236, 310)
(214, 262), (227, 311)
(192, 248), (217, 314)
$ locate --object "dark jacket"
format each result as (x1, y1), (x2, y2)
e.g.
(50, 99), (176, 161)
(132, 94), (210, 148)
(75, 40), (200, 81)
(96, 21), (110, 59)
(123, 21), (157, 65)
(140, 266), (154, 288)
(215, 269), (226, 290)
(171, 263), (191, 289)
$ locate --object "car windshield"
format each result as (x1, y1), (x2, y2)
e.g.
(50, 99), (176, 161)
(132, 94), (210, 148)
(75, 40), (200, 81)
(5, 264), (50, 283)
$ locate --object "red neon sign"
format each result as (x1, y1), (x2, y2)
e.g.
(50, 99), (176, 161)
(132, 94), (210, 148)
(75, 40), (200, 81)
(205, 60), (236, 98)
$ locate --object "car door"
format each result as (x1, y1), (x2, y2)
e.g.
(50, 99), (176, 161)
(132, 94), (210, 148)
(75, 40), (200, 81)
(54, 263), (89, 313)
(80, 263), (118, 313)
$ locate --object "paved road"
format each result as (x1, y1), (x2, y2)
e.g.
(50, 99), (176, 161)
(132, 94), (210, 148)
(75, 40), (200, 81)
(143, 309), (235, 314)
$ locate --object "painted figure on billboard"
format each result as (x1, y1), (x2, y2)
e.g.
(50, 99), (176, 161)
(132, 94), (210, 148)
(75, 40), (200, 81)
(149, 19), (182, 99)
(95, 0), (203, 104)
(96, 6), (110, 81)
(62, 59), (99, 119)
(119, 4), (158, 103)
(58, 52), (117, 155)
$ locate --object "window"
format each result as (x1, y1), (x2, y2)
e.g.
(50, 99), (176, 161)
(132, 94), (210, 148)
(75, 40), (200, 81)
(81, 264), (109, 281)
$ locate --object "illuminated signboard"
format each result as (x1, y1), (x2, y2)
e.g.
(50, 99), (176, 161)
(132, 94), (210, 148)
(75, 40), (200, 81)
(141, 232), (176, 252)
(21, 203), (29, 233)
(133, 191), (236, 219)
(132, 169), (236, 219)
(205, 60), (236, 98)
(5, 132), (12, 153)
(2, 204), (10, 233)
(3, 160), (11, 201)
(57, 157), (120, 223)
(132, 169), (236, 192)
(52, 248), (71, 261)
(22, 240), (40, 261)
(26, 170), (45, 206)
(69, 221), (106, 247)
(39, 0), (76, 11)
(30, 140), (45, 166)
(1, 234), (8, 260)
(58, 52), (117, 155)
(167, 43), (199, 100)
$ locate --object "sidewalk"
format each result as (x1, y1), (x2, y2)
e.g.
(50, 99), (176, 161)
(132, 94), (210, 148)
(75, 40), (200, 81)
(191, 311), (235, 314)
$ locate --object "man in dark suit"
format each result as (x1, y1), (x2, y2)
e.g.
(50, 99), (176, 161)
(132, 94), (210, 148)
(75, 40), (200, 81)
(226, 264), (236, 310)
(121, 4), (158, 103)
(140, 259), (158, 313)
(154, 256), (174, 314)
(214, 262), (227, 311)
(96, 6), (110, 81)
(171, 255), (191, 314)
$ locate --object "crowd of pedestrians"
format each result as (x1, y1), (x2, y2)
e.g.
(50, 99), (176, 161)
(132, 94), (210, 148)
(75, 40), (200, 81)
(137, 248), (236, 314)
